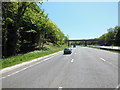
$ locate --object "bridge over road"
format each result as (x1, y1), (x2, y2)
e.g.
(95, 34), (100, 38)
(66, 39), (100, 46)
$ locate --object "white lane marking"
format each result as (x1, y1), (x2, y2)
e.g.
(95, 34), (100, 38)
(71, 59), (74, 63)
(58, 87), (63, 90)
(115, 84), (120, 90)
(100, 57), (106, 61)
(99, 57), (118, 69)
(1, 56), (54, 79)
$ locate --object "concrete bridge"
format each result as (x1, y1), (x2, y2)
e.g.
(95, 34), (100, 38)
(66, 39), (100, 46)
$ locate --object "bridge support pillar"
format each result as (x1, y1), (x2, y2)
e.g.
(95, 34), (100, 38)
(68, 41), (70, 47)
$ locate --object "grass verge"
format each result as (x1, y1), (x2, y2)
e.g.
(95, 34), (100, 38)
(1, 45), (67, 69)
(89, 46), (120, 53)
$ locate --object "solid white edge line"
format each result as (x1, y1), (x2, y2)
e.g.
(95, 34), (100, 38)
(0, 51), (62, 73)
(0, 51), (62, 77)
(0, 56), (54, 79)
(59, 87), (63, 88)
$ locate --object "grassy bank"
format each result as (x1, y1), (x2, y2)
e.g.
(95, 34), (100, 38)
(89, 46), (120, 53)
(1, 45), (67, 69)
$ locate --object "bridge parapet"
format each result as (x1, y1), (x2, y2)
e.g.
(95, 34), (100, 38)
(66, 39), (100, 46)
(66, 39), (100, 42)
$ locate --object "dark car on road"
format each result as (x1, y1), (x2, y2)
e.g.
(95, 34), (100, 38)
(64, 48), (72, 54)
(73, 44), (76, 48)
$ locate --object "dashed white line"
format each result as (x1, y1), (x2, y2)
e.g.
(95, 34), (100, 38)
(100, 57), (106, 61)
(1, 56), (54, 79)
(99, 57), (118, 69)
(58, 87), (63, 90)
(115, 84), (120, 90)
(71, 59), (74, 63)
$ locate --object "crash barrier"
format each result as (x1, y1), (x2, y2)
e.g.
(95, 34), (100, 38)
(94, 46), (120, 51)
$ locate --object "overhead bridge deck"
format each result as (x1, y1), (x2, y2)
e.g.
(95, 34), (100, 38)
(66, 39), (100, 46)
(66, 39), (99, 41)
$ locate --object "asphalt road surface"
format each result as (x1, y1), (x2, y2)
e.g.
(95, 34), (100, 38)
(2, 46), (119, 88)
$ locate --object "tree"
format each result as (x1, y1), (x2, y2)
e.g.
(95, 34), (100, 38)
(98, 26), (120, 46)
(2, 2), (30, 57)
(114, 26), (120, 46)
(2, 2), (67, 58)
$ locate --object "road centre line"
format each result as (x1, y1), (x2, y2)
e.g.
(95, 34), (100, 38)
(100, 57), (106, 61)
(1, 56), (54, 79)
(58, 87), (63, 90)
(71, 59), (74, 63)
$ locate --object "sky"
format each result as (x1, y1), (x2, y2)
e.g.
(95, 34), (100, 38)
(41, 2), (118, 40)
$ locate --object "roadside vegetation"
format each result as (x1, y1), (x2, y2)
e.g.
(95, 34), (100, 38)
(98, 26), (120, 46)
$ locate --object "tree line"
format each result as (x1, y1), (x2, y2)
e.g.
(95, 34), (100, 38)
(70, 26), (120, 46)
(2, 2), (68, 58)
(98, 26), (120, 46)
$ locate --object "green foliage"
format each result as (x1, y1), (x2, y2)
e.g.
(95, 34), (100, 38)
(114, 26), (120, 46)
(2, 2), (68, 58)
(25, 30), (37, 33)
(98, 26), (120, 46)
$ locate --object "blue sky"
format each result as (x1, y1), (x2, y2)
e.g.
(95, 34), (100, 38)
(41, 2), (118, 39)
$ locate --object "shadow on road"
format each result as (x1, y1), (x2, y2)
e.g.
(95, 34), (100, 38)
(63, 53), (72, 55)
